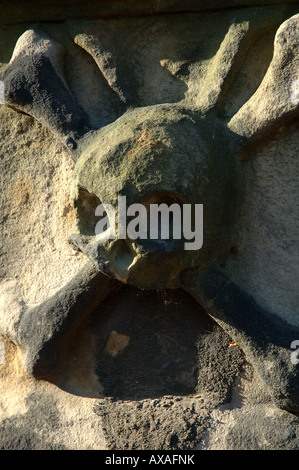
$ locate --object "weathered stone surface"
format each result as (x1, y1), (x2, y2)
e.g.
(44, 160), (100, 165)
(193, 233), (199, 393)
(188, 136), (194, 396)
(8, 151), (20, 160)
(0, 107), (87, 305)
(197, 362), (299, 450)
(1, 26), (90, 150)
(69, 19), (133, 106)
(182, 266), (299, 411)
(222, 125), (299, 327)
(9, 263), (120, 378)
(0, 342), (107, 450)
(198, 403), (299, 450)
(229, 14), (299, 156)
(0, 3), (298, 450)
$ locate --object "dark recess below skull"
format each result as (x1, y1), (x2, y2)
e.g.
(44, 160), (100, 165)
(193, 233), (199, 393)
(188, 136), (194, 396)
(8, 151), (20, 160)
(49, 285), (245, 450)
(0, 4), (299, 450)
(53, 286), (244, 401)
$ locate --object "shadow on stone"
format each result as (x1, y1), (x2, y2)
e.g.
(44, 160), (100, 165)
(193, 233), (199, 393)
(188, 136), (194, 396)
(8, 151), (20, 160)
(49, 286), (244, 402)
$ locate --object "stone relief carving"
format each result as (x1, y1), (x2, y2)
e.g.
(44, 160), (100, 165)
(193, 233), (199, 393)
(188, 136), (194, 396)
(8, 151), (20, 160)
(0, 3), (298, 449)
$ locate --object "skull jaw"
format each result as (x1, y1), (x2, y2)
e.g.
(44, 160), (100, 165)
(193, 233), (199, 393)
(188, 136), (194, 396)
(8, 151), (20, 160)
(69, 234), (193, 289)
(112, 258), (183, 290)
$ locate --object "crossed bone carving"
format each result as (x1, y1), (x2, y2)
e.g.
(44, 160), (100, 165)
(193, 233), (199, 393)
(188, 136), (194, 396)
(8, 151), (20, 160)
(0, 14), (298, 410)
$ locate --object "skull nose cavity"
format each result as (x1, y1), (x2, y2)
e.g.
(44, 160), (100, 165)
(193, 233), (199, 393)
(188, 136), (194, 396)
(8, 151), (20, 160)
(112, 240), (136, 280)
(143, 191), (184, 246)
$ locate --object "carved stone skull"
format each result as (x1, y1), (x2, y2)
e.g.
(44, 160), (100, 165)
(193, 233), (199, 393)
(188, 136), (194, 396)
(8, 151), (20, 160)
(69, 105), (242, 288)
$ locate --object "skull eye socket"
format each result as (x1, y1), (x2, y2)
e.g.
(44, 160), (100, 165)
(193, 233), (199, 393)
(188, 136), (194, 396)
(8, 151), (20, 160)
(74, 186), (103, 236)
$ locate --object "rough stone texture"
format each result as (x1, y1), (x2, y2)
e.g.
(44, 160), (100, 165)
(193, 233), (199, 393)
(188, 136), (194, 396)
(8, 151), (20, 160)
(229, 13), (299, 155)
(0, 341), (107, 450)
(223, 125), (299, 328)
(198, 403), (299, 450)
(0, 107), (87, 306)
(7, 263), (121, 379)
(0, 3), (299, 450)
(70, 19), (133, 106)
(1, 26), (90, 150)
(182, 266), (299, 411)
(197, 363), (299, 450)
